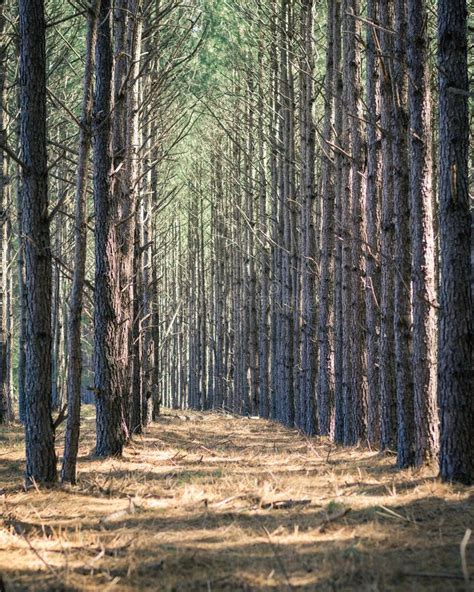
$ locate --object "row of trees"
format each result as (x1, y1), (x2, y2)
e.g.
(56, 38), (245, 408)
(0, 0), (201, 483)
(157, 0), (473, 483)
(0, 0), (472, 486)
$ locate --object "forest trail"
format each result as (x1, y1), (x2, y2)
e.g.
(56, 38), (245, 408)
(1, 411), (473, 592)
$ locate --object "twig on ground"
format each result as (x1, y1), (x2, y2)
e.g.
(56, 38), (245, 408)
(460, 528), (472, 586)
(198, 444), (217, 456)
(318, 507), (351, 532)
(260, 499), (311, 510)
(376, 505), (414, 524)
(304, 438), (322, 459)
(170, 451), (188, 463)
(213, 494), (258, 509)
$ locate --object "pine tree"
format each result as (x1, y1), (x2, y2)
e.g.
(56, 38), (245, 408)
(19, 0), (57, 483)
(437, 0), (473, 484)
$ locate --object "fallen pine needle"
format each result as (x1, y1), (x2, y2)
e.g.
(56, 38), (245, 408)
(460, 528), (472, 585)
(377, 505), (414, 524)
(260, 498), (311, 510)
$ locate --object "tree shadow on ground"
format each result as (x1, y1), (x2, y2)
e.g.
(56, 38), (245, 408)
(3, 496), (472, 592)
(1, 413), (473, 592)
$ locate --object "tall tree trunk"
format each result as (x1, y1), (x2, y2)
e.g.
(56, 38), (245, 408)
(317, 0), (336, 437)
(51, 232), (61, 411)
(392, 0), (415, 468)
(269, 0), (280, 421)
(150, 150), (160, 419)
(198, 188), (207, 409)
(114, 0), (133, 435)
(287, 1), (297, 429)
(299, 0), (317, 435)
(277, 0), (295, 427)
(407, 0), (439, 466)
(438, 0), (473, 484)
(341, 0), (355, 445)
(131, 217), (143, 432)
(16, 168), (27, 424)
(61, 0), (101, 483)
(378, 1), (396, 450)
(0, 0), (10, 423)
(19, 0), (57, 483)
(332, 0), (344, 444)
(126, 0), (143, 432)
(140, 110), (154, 426)
(347, 0), (368, 443)
(14, 31), (27, 422)
(93, 0), (124, 457)
(5, 184), (12, 421)
(257, 28), (269, 418)
(213, 152), (226, 411)
(364, 0), (381, 445)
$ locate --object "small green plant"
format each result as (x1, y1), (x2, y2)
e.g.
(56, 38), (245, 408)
(326, 500), (345, 514)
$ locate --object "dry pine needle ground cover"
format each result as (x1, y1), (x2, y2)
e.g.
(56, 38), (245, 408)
(0, 409), (473, 591)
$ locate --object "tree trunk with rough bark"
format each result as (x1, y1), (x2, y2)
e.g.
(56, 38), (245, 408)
(0, 0), (10, 424)
(364, 0), (381, 445)
(19, 0), (57, 483)
(299, 0), (317, 435)
(317, 0), (336, 437)
(93, 0), (124, 457)
(62, 0), (101, 483)
(347, 0), (368, 444)
(332, 0), (344, 444)
(437, 0), (473, 485)
(392, 0), (415, 468)
(378, 1), (396, 451)
(407, 0), (439, 466)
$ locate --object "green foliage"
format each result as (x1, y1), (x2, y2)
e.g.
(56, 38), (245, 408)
(189, 0), (257, 97)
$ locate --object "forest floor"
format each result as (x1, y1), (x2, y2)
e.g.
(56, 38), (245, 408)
(0, 409), (473, 592)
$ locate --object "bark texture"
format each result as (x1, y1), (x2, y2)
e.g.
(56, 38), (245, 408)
(437, 0), (473, 484)
(407, 0), (439, 465)
(19, 0), (57, 483)
(62, 0), (101, 483)
(93, 0), (124, 457)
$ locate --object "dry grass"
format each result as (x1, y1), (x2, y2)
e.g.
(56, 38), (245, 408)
(0, 409), (473, 591)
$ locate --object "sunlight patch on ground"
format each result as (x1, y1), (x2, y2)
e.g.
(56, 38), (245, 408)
(0, 409), (472, 591)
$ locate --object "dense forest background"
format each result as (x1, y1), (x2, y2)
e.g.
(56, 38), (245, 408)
(0, 0), (472, 488)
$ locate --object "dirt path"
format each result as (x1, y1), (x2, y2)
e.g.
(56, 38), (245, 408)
(0, 410), (472, 591)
